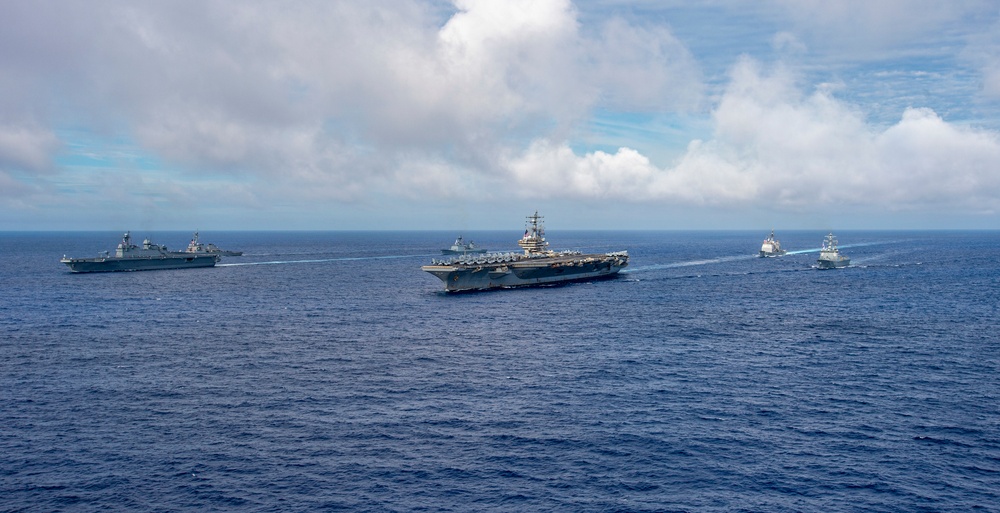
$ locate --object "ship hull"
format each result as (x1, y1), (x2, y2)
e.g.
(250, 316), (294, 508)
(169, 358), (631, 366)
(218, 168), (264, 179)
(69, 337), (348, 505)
(816, 257), (850, 269)
(61, 255), (219, 273)
(188, 250), (243, 256)
(423, 253), (627, 292)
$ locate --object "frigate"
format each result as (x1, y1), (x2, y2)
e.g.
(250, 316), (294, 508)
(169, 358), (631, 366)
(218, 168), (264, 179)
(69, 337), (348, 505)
(422, 211), (629, 292)
(816, 232), (850, 269)
(758, 229), (787, 257)
(441, 235), (487, 255)
(184, 231), (243, 256)
(61, 232), (219, 273)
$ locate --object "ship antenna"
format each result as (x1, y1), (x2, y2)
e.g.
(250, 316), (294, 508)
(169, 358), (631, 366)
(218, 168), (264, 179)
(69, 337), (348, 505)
(518, 210), (549, 255)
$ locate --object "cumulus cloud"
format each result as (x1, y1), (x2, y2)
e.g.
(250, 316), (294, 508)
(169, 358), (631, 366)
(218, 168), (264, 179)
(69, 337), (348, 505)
(1, 1), (998, 228)
(439, 0), (587, 122)
(874, 108), (1000, 209)
(507, 140), (658, 199)
(0, 1), (704, 197)
(501, 57), (1000, 213)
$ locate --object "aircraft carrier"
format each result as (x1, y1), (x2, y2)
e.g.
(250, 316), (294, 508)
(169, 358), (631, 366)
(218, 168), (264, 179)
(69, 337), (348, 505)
(422, 212), (629, 292)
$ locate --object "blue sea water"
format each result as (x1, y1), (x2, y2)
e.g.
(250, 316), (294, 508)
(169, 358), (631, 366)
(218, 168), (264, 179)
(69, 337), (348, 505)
(1, 230), (999, 512)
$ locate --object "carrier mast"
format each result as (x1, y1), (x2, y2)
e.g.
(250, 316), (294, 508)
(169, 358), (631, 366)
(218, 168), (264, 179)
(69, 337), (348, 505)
(517, 211), (549, 255)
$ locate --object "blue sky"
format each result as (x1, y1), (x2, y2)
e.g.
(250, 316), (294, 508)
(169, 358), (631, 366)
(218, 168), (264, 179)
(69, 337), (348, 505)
(1, 0), (999, 230)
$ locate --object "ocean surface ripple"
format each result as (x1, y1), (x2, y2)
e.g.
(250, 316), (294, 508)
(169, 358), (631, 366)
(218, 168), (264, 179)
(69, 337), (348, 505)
(2, 230), (999, 512)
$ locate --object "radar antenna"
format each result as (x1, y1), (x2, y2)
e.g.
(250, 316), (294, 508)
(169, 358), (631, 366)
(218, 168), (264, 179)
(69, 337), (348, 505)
(517, 210), (549, 255)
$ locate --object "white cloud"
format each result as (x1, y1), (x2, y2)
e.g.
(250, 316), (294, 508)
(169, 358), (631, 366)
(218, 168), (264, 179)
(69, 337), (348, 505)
(0, 125), (60, 173)
(131, 0), (700, 200)
(498, 57), (1000, 214)
(771, 32), (808, 56)
(587, 18), (702, 112)
(767, 0), (978, 53)
(984, 65), (1000, 97)
(963, 14), (1000, 98)
(1, 1), (999, 228)
(439, 0), (586, 118)
(506, 140), (658, 199)
(0, 1), (698, 186)
(875, 108), (1000, 208)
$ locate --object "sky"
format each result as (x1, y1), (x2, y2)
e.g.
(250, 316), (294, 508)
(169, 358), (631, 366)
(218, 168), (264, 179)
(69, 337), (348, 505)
(1, 0), (999, 231)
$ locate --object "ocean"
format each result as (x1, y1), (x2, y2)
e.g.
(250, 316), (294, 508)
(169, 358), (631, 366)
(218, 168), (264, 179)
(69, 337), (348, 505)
(1, 230), (998, 512)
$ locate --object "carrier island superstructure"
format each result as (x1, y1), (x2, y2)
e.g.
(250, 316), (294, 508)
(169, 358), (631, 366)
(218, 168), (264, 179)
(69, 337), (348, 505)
(422, 212), (629, 292)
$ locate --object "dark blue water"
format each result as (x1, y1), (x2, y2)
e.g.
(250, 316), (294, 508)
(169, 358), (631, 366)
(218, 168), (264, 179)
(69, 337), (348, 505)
(2, 230), (999, 512)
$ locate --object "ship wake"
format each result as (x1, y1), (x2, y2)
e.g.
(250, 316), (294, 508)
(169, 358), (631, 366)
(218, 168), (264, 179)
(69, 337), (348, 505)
(219, 254), (433, 266)
(624, 254), (757, 273)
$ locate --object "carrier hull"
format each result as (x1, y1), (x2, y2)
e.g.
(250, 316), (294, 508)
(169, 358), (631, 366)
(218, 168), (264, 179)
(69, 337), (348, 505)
(423, 253), (628, 292)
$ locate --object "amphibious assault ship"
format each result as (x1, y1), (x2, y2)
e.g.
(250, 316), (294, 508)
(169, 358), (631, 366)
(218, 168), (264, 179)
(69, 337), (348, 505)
(422, 212), (629, 292)
(759, 229), (787, 257)
(61, 232), (220, 273)
(816, 233), (850, 269)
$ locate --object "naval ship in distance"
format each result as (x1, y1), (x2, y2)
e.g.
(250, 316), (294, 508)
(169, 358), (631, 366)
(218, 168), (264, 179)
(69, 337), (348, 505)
(758, 229), (787, 257)
(816, 232), (850, 269)
(422, 211), (629, 292)
(184, 231), (243, 256)
(61, 232), (219, 273)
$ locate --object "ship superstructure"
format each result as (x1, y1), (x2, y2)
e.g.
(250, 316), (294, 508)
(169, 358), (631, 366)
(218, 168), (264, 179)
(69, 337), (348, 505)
(185, 231), (243, 256)
(61, 232), (219, 273)
(422, 211), (628, 292)
(816, 233), (850, 269)
(759, 229), (787, 257)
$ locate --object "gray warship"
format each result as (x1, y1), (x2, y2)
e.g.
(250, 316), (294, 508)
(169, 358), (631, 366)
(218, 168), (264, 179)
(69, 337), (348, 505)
(422, 211), (629, 292)
(441, 235), (487, 255)
(816, 233), (850, 269)
(758, 229), (787, 257)
(185, 231), (243, 256)
(61, 232), (219, 273)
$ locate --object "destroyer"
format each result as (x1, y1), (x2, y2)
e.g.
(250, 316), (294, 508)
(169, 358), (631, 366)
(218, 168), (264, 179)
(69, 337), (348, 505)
(816, 233), (850, 269)
(185, 231), (243, 256)
(759, 229), (787, 257)
(422, 211), (629, 292)
(441, 235), (487, 255)
(61, 232), (219, 273)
